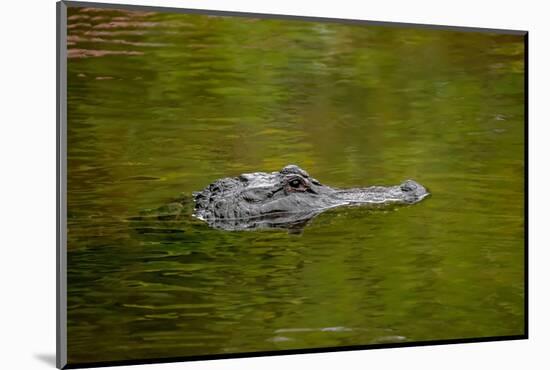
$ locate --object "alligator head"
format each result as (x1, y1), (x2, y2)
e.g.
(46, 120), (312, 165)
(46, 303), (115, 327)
(192, 165), (429, 231)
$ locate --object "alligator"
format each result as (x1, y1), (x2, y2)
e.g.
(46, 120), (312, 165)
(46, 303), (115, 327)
(192, 164), (429, 231)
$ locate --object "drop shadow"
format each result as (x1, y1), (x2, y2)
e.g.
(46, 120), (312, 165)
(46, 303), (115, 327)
(34, 353), (56, 367)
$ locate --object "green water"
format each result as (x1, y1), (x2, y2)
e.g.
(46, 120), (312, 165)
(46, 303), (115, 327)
(65, 6), (525, 365)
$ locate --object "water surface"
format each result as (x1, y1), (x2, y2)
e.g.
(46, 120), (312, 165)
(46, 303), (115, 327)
(66, 6), (525, 365)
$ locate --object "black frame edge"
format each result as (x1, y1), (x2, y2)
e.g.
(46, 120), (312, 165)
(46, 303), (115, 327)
(523, 32), (529, 338)
(63, 335), (527, 369)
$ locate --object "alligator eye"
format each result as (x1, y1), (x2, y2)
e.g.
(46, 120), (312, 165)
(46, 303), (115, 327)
(289, 179), (301, 188)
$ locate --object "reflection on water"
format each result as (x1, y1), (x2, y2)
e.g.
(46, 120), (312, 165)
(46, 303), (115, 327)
(66, 6), (525, 365)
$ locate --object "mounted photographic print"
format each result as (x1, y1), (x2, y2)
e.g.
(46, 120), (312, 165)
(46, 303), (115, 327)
(56, 1), (528, 368)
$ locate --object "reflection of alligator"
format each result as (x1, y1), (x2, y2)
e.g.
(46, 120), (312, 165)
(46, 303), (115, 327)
(193, 164), (429, 231)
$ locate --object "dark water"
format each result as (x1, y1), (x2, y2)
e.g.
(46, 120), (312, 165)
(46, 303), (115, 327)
(66, 6), (525, 365)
